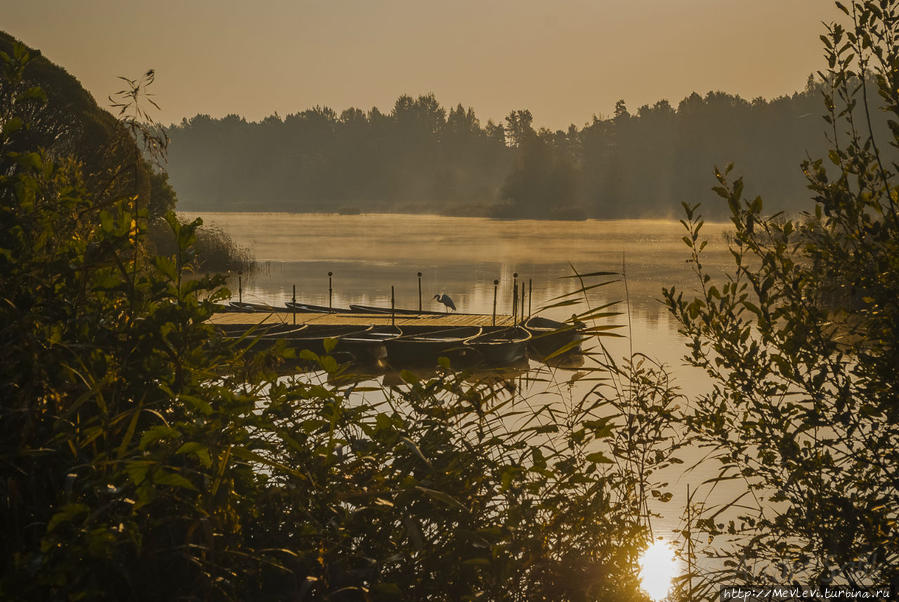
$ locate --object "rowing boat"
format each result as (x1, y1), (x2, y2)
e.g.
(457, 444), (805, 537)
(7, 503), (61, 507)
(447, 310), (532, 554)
(524, 316), (584, 358)
(464, 325), (532, 364)
(220, 324), (310, 351)
(292, 324), (375, 354)
(349, 304), (444, 316)
(338, 325), (403, 362)
(285, 301), (349, 313)
(385, 326), (482, 366)
(228, 301), (280, 312)
(349, 304), (477, 316)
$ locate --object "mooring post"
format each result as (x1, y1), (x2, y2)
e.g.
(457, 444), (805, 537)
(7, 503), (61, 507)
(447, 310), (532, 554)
(238, 272), (243, 304)
(292, 284), (296, 325)
(417, 272), (422, 313)
(512, 272), (518, 325)
(493, 279), (499, 326)
(528, 278), (532, 318)
(391, 285), (396, 326)
(328, 271), (333, 313)
(520, 286), (525, 327)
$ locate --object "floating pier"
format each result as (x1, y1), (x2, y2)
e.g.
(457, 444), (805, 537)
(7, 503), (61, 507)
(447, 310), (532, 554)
(208, 311), (517, 329)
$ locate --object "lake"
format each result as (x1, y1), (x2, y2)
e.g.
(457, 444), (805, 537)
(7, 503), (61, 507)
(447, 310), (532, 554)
(183, 212), (734, 385)
(182, 211), (741, 558)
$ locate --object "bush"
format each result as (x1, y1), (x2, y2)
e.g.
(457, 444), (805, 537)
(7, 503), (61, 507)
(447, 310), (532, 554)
(1, 42), (677, 601)
(665, 1), (899, 595)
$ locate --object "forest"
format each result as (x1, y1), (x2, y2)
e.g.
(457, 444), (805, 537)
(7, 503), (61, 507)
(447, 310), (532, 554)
(166, 81), (872, 219)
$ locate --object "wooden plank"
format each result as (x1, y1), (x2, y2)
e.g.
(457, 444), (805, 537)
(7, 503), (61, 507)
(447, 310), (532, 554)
(208, 311), (516, 328)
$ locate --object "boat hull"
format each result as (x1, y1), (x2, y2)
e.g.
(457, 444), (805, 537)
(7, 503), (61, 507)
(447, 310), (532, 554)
(465, 326), (532, 365)
(385, 327), (481, 366)
(285, 302), (348, 313)
(337, 326), (402, 363)
(524, 317), (584, 359)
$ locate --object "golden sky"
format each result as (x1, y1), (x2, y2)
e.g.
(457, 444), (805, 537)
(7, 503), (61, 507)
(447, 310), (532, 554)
(4, 0), (841, 129)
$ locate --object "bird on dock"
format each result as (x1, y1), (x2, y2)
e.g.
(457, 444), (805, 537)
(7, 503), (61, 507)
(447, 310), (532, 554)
(434, 293), (456, 313)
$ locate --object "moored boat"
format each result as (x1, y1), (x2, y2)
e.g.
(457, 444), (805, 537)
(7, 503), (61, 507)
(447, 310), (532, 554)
(220, 324), (310, 351)
(464, 325), (532, 364)
(338, 325), (403, 362)
(349, 304), (444, 316)
(524, 316), (584, 359)
(217, 323), (307, 337)
(349, 303), (477, 316)
(285, 301), (349, 313)
(223, 323), (373, 356)
(229, 301), (279, 312)
(385, 326), (482, 366)
(292, 324), (376, 355)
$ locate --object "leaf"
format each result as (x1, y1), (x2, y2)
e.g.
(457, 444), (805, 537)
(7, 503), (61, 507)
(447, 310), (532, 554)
(542, 338), (584, 361)
(299, 349), (319, 362)
(125, 460), (154, 486)
(177, 442), (213, 468)
(2, 116), (23, 136)
(139, 425), (181, 450)
(231, 446), (309, 481)
(399, 370), (419, 384)
(179, 394), (213, 416)
(47, 503), (89, 533)
(415, 486), (468, 511)
(403, 515), (424, 550)
(400, 436), (432, 468)
(371, 583), (402, 596)
(585, 451), (614, 464)
(152, 469), (198, 491)
(320, 355), (338, 373)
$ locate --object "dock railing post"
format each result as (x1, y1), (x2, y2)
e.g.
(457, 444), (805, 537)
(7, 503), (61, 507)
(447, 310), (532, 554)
(493, 279), (498, 326)
(520, 286), (525, 327)
(292, 284), (296, 325)
(528, 278), (532, 318)
(328, 271), (333, 313)
(512, 272), (518, 326)
(391, 285), (395, 326)
(417, 272), (422, 313)
(238, 272), (242, 304)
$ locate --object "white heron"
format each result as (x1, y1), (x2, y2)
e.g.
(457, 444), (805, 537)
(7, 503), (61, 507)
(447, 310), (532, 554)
(434, 293), (456, 312)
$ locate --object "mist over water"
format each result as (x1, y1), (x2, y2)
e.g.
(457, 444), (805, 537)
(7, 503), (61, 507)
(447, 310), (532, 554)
(186, 211), (741, 544)
(186, 212), (743, 397)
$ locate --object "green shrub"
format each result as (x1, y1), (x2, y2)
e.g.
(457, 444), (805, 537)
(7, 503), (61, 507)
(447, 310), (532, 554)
(665, 1), (899, 595)
(1, 42), (676, 601)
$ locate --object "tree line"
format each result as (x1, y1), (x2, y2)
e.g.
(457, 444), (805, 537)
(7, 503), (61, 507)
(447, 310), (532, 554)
(166, 80), (879, 219)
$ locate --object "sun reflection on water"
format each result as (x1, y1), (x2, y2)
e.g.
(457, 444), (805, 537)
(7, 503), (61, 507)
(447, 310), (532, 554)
(639, 539), (679, 601)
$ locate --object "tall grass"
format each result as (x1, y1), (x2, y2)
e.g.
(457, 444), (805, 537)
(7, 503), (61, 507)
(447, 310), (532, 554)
(148, 217), (253, 274)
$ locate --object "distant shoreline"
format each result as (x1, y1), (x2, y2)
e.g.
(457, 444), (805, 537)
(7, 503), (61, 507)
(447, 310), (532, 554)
(176, 209), (735, 225)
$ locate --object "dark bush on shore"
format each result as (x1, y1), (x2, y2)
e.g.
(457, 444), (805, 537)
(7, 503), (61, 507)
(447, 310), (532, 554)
(149, 216), (253, 274)
(1, 35), (670, 602)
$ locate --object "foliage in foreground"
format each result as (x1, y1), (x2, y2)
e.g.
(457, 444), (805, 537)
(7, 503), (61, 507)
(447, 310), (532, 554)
(0, 44), (679, 600)
(665, 1), (899, 597)
(0, 31), (253, 276)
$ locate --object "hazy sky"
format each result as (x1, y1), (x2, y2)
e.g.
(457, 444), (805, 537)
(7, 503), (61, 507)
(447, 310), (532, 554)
(4, 0), (841, 130)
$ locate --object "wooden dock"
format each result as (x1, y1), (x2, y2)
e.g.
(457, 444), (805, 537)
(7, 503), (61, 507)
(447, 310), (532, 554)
(208, 311), (516, 328)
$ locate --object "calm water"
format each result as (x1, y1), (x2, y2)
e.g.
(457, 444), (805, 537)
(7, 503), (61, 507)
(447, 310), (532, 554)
(183, 212), (740, 552)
